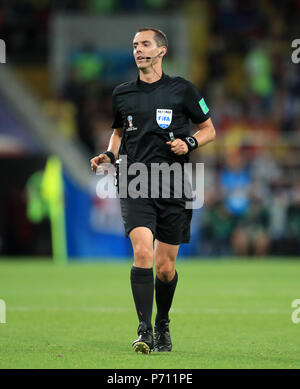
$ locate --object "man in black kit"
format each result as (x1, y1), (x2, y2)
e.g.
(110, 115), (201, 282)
(91, 28), (216, 354)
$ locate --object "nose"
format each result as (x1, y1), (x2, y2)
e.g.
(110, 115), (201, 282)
(135, 51), (143, 59)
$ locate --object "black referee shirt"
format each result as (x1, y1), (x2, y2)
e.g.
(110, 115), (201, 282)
(111, 73), (210, 166)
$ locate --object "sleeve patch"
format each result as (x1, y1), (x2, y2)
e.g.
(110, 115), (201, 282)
(199, 98), (209, 115)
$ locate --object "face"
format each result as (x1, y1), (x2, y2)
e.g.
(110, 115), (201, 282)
(133, 30), (162, 70)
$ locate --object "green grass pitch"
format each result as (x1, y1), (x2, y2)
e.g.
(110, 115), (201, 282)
(0, 258), (299, 369)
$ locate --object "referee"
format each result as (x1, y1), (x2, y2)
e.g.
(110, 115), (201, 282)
(91, 28), (216, 354)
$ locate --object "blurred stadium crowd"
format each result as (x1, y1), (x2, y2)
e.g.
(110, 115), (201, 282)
(1, 0), (300, 256)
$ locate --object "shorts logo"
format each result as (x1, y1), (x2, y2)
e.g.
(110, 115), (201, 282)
(156, 109), (173, 129)
(126, 115), (138, 131)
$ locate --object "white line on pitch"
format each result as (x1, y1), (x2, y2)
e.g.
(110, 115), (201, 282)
(6, 306), (290, 314)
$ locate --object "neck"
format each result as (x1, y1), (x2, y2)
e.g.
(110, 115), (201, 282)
(139, 66), (163, 84)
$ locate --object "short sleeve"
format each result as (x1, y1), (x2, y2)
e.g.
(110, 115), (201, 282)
(111, 92), (123, 129)
(182, 81), (210, 124)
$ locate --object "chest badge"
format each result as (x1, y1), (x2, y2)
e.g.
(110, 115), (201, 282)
(156, 109), (173, 129)
(126, 115), (138, 132)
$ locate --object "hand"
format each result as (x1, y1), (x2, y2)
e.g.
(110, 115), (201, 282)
(90, 153), (111, 173)
(166, 139), (188, 155)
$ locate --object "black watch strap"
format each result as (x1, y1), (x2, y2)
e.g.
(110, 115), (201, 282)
(103, 151), (116, 164)
(183, 136), (198, 153)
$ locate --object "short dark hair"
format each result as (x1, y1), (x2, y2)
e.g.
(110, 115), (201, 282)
(136, 27), (168, 48)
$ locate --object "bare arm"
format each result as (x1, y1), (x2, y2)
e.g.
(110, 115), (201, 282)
(107, 128), (124, 159)
(192, 118), (216, 147)
(90, 128), (123, 172)
(166, 118), (216, 155)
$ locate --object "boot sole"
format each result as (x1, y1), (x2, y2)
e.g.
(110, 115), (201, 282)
(133, 341), (152, 354)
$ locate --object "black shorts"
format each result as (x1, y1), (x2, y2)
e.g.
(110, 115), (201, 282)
(120, 197), (193, 245)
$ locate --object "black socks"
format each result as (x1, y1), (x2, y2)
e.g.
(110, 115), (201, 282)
(130, 266), (154, 330)
(155, 271), (178, 325)
(130, 266), (178, 330)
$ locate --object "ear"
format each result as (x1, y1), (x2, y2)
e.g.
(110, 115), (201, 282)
(160, 47), (167, 57)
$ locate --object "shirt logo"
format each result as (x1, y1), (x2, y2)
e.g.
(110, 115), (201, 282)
(199, 98), (209, 115)
(126, 115), (138, 131)
(156, 109), (173, 129)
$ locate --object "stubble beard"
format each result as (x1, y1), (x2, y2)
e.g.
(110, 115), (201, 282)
(137, 62), (152, 73)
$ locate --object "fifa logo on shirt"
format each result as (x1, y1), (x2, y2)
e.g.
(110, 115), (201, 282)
(291, 39), (300, 64)
(0, 39), (6, 64)
(0, 299), (6, 323)
(156, 109), (173, 129)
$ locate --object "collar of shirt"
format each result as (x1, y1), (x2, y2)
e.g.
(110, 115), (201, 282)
(136, 72), (168, 92)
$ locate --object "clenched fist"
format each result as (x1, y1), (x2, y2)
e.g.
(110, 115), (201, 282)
(90, 153), (111, 173)
(166, 139), (189, 155)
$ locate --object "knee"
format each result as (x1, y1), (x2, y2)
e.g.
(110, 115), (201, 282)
(155, 260), (175, 282)
(134, 245), (153, 268)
